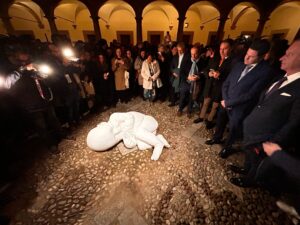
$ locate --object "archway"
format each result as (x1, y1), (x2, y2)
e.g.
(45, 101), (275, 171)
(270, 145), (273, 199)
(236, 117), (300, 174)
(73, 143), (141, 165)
(185, 1), (220, 45)
(224, 2), (260, 40)
(8, 0), (51, 41)
(263, 1), (300, 43)
(98, 0), (136, 45)
(142, 1), (178, 44)
(54, 0), (93, 42)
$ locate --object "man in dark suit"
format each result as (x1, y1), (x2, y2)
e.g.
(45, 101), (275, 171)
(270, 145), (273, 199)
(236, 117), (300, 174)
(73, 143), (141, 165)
(169, 42), (190, 107)
(205, 39), (272, 158)
(177, 46), (205, 118)
(257, 142), (300, 216)
(193, 40), (233, 129)
(230, 39), (300, 187)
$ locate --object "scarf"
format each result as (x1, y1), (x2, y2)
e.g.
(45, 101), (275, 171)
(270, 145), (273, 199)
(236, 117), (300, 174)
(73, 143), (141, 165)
(188, 58), (200, 93)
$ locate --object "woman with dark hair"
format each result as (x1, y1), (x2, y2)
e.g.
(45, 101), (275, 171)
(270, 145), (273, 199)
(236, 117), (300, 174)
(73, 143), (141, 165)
(134, 48), (147, 99)
(97, 53), (114, 107)
(126, 49), (136, 99)
(111, 47), (130, 103)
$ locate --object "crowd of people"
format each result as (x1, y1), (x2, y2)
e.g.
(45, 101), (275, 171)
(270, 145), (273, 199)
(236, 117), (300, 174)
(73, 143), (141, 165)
(0, 34), (299, 221)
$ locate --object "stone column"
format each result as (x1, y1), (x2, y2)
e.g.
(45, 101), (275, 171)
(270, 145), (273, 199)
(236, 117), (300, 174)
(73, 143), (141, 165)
(45, 16), (58, 35)
(135, 16), (142, 44)
(91, 15), (101, 41)
(0, 15), (15, 35)
(255, 16), (269, 38)
(176, 16), (186, 42)
(216, 16), (227, 42)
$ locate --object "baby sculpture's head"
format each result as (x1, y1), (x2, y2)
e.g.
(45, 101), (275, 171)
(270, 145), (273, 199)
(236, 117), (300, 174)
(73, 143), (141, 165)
(87, 122), (118, 151)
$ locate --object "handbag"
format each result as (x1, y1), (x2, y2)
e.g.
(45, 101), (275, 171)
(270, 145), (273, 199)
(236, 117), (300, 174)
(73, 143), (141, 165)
(156, 78), (163, 88)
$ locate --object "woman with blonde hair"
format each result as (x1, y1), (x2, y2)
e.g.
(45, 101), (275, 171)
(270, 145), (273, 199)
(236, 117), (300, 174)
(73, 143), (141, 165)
(141, 53), (162, 102)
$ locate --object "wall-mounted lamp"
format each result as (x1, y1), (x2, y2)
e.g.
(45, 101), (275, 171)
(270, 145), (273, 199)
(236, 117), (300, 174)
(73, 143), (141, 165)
(105, 23), (110, 29)
(200, 25), (204, 30)
(72, 24), (77, 29)
(169, 25), (173, 30)
(184, 22), (189, 28)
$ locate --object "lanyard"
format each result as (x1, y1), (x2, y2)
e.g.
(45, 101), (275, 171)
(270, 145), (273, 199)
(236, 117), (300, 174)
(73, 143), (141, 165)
(34, 77), (53, 101)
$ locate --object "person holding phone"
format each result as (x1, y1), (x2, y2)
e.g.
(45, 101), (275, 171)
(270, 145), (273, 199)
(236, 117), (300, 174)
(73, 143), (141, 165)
(194, 40), (233, 129)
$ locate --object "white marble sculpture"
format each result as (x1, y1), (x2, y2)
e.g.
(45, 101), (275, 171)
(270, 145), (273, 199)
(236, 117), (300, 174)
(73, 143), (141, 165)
(87, 111), (170, 160)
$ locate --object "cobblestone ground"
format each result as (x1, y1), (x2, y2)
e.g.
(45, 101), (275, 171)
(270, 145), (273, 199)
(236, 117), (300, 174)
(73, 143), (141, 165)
(5, 99), (293, 225)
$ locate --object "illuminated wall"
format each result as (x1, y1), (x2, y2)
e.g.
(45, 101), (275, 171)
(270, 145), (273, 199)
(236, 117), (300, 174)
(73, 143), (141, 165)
(8, 2), (51, 41)
(142, 1), (178, 43)
(99, 7), (136, 44)
(54, 1), (93, 41)
(3, 0), (300, 43)
(262, 2), (300, 43)
(185, 3), (219, 44)
(224, 5), (259, 39)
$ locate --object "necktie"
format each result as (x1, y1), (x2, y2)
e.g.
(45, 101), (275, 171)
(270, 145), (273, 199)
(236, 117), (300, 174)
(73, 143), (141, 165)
(238, 65), (253, 82)
(265, 76), (288, 99)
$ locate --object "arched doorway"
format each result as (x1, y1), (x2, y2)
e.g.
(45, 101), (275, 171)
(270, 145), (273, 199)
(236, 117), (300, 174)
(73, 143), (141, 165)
(263, 1), (300, 43)
(98, 0), (136, 46)
(224, 2), (260, 40)
(8, 0), (51, 41)
(54, 0), (93, 42)
(142, 1), (178, 45)
(185, 1), (220, 45)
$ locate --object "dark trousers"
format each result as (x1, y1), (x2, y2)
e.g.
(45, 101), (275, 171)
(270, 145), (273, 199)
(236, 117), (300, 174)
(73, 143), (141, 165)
(30, 106), (62, 147)
(116, 90), (129, 103)
(169, 86), (179, 104)
(242, 144), (267, 185)
(255, 156), (300, 195)
(179, 82), (193, 113)
(213, 106), (243, 148)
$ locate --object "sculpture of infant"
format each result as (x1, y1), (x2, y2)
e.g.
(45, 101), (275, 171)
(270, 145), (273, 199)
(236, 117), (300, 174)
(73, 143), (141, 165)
(86, 111), (170, 160)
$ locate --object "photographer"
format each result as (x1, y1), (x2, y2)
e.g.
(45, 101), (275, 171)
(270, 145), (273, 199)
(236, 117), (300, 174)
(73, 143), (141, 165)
(1, 48), (62, 153)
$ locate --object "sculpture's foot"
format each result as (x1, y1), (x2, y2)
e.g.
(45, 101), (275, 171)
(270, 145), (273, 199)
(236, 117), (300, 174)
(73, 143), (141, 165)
(157, 134), (170, 148)
(151, 144), (163, 161)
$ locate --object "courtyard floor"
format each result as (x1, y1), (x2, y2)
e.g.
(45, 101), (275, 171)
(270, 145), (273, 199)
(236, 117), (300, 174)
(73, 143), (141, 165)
(2, 98), (293, 225)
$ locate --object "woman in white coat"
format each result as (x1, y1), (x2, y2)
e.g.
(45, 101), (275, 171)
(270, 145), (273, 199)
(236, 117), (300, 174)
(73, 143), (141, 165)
(141, 53), (162, 101)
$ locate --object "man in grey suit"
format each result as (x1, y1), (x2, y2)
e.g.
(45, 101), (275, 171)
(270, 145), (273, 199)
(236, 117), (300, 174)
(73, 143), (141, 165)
(230, 39), (300, 187)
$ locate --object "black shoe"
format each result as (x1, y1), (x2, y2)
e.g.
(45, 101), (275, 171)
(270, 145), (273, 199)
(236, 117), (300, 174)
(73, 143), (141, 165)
(193, 118), (204, 124)
(219, 147), (236, 159)
(168, 103), (175, 107)
(206, 121), (215, 129)
(228, 164), (248, 175)
(205, 138), (221, 145)
(230, 177), (255, 188)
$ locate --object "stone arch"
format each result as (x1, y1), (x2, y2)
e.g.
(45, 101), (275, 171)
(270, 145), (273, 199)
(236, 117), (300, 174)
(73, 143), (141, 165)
(185, 1), (220, 45)
(98, 0), (136, 45)
(224, 2), (260, 40)
(8, 0), (51, 41)
(262, 1), (300, 43)
(142, 1), (178, 44)
(54, 0), (93, 42)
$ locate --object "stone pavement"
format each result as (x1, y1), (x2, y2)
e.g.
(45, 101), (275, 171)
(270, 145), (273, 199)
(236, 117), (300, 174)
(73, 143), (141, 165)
(3, 98), (293, 225)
